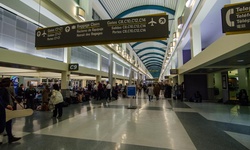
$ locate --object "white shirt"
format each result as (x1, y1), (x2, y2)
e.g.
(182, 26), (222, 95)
(93, 85), (97, 90)
(106, 84), (111, 89)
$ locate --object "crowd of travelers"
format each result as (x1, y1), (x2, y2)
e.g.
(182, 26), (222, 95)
(1, 77), (249, 145)
(68, 81), (122, 104)
(0, 78), (64, 144)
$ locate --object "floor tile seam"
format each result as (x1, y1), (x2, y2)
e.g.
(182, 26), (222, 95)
(210, 120), (250, 135)
(175, 112), (248, 150)
(224, 130), (250, 136)
(33, 109), (133, 133)
(29, 132), (171, 149)
(200, 116), (250, 128)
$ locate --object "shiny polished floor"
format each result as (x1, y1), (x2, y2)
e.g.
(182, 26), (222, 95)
(1, 92), (250, 150)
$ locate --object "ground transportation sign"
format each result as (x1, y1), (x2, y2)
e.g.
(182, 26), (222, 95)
(35, 14), (168, 49)
(221, 1), (250, 35)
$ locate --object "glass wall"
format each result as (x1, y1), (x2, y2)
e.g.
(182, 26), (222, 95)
(71, 46), (98, 69)
(0, 7), (64, 61)
(101, 56), (109, 72)
(115, 63), (123, 76)
(124, 67), (129, 77)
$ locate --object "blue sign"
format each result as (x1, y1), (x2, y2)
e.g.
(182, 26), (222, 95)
(11, 76), (19, 95)
(127, 85), (136, 97)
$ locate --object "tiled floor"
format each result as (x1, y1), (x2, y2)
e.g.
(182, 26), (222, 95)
(1, 93), (249, 150)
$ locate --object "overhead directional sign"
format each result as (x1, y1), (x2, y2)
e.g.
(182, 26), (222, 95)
(221, 1), (250, 35)
(35, 14), (168, 49)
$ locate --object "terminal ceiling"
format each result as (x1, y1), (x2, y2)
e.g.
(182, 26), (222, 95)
(96, 0), (179, 78)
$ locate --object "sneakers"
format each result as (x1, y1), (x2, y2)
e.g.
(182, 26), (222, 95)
(8, 137), (21, 144)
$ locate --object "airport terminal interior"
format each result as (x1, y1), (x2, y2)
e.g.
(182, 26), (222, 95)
(0, 0), (250, 149)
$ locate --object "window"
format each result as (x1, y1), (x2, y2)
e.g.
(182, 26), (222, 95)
(92, 9), (101, 21)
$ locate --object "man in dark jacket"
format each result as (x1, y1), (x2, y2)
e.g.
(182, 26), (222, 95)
(25, 84), (36, 109)
(0, 78), (21, 144)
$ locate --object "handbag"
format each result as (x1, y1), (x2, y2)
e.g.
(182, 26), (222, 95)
(48, 100), (54, 111)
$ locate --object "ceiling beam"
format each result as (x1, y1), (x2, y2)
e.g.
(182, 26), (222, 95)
(139, 52), (164, 59)
(144, 59), (163, 64)
(136, 47), (166, 55)
(145, 63), (162, 67)
(142, 57), (164, 62)
(115, 5), (175, 18)
(131, 40), (167, 48)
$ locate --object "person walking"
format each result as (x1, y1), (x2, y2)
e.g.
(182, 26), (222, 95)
(147, 84), (154, 102)
(153, 83), (161, 100)
(16, 84), (25, 107)
(41, 85), (50, 111)
(0, 78), (21, 144)
(50, 84), (64, 118)
(25, 84), (36, 109)
(106, 81), (112, 102)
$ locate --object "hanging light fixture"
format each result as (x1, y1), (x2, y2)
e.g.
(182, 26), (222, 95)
(76, 6), (85, 21)
(186, 0), (194, 7)
(177, 16), (183, 29)
(173, 32), (177, 41)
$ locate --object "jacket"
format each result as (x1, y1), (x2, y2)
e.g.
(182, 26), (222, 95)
(50, 90), (63, 105)
(147, 86), (154, 96)
(0, 87), (11, 107)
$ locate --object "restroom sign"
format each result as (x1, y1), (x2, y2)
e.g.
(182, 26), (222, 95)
(221, 1), (250, 35)
(68, 63), (79, 71)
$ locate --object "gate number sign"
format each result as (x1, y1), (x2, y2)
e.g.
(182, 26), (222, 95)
(69, 64), (79, 71)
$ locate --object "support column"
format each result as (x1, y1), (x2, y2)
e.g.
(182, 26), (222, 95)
(221, 72), (229, 103)
(238, 68), (249, 93)
(96, 75), (101, 83)
(190, 24), (202, 57)
(108, 53), (114, 87)
(98, 54), (101, 71)
(61, 71), (70, 98)
(79, 0), (92, 21)
(122, 66), (125, 76)
(113, 78), (117, 86)
(61, 47), (71, 98)
(82, 79), (86, 88)
(207, 73), (214, 100)
(61, 71), (70, 89)
(122, 79), (125, 85)
(214, 73), (223, 100)
(122, 43), (126, 52)
(178, 74), (184, 84)
(129, 66), (132, 85)
(137, 71), (140, 84)
(177, 46), (183, 67)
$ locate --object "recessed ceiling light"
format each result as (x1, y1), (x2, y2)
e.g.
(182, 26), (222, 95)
(237, 60), (244, 62)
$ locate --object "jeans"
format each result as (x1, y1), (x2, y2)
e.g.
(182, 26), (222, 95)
(53, 102), (63, 117)
(0, 104), (5, 133)
(148, 95), (153, 101)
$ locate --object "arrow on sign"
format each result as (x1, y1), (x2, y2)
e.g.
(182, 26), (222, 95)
(159, 17), (166, 24)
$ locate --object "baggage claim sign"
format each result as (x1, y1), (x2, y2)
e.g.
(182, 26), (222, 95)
(35, 14), (168, 49)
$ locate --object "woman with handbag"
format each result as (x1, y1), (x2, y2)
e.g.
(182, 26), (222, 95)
(50, 84), (64, 118)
